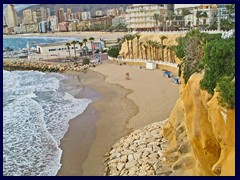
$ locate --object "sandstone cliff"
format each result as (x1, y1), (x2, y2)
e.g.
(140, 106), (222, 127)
(162, 73), (235, 176)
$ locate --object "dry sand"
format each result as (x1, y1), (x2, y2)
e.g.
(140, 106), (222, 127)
(57, 62), (180, 176)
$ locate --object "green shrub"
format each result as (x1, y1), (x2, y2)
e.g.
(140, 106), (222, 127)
(82, 58), (90, 65)
(217, 76), (235, 109)
(107, 46), (120, 58)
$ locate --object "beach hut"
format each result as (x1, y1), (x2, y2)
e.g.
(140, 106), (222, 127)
(146, 62), (156, 70)
(163, 71), (172, 78)
(171, 76), (181, 84)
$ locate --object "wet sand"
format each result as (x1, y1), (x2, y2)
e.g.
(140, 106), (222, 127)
(57, 70), (137, 176)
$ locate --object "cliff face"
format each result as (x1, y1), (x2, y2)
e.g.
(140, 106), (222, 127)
(162, 73), (235, 176)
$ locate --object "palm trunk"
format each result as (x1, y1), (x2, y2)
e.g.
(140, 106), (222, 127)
(74, 45), (76, 59)
(162, 48), (164, 62)
(167, 48), (169, 62)
(127, 41), (130, 59)
(145, 49), (148, 60)
(131, 41), (134, 59)
(141, 48), (143, 59)
(137, 40), (139, 59)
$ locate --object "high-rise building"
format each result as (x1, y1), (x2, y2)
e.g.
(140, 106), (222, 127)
(66, 8), (72, 20)
(4, 4), (18, 28)
(23, 9), (33, 24)
(36, 9), (43, 23)
(126, 4), (168, 31)
(47, 8), (51, 18)
(81, 12), (91, 20)
(57, 8), (65, 23)
(40, 7), (47, 21)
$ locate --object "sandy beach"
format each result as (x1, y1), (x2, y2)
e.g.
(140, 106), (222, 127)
(56, 62), (180, 176)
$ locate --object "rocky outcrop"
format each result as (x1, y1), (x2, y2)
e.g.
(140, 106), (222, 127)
(162, 73), (235, 176)
(104, 120), (172, 176)
(3, 60), (90, 73)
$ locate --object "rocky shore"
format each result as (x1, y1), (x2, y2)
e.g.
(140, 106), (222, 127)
(103, 119), (172, 176)
(3, 60), (90, 73)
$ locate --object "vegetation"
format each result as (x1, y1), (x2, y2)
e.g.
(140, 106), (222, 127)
(174, 29), (235, 109)
(107, 46), (120, 58)
(65, 42), (71, 58)
(71, 41), (77, 59)
(82, 58), (90, 65)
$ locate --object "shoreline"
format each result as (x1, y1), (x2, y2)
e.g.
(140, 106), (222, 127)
(57, 70), (138, 175)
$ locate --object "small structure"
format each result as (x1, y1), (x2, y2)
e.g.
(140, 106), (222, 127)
(163, 71), (172, 78)
(146, 62), (156, 70)
(125, 73), (130, 80)
(172, 76), (181, 84)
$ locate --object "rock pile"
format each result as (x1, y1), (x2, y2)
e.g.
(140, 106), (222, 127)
(3, 60), (90, 73)
(103, 120), (172, 176)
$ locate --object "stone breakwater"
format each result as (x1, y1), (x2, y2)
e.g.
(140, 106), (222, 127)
(3, 60), (90, 73)
(103, 120), (172, 176)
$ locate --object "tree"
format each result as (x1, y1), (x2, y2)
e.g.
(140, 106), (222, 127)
(140, 42), (144, 59)
(196, 11), (208, 27)
(225, 4), (235, 23)
(77, 41), (83, 57)
(135, 33), (141, 59)
(107, 46), (120, 58)
(143, 44), (148, 60)
(181, 8), (192, 27)
(65, 42), (71, 58)
(129, 34), (135, 59)
(82, 38), (88, 46)
(153, 13), (160, 30)
(160, 35), (167, 61)
(146, 40), (153, 60)
(166, 10), (175, 30)
(124, 34), (131, 59)
(71, 41), (77, 59)
(89, 37), (95, 56)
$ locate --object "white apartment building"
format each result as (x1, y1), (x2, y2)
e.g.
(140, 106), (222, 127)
(96, 10), (103, 17)
(4, 4), (18, 28)
(81, 12), (91, 20)
(126, 4), (168, 31)
(48, 15), (59, 32)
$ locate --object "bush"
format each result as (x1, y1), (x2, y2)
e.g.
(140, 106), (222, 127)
(82, 58), (90, 65)
(107, 46), (120, 58)
(217, 76), (235, 109)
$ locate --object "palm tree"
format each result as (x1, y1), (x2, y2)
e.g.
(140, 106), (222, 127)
(135, 33), (141, 59)
(146, 40), (153, 60)
(140, 42), (144, 59)
(161, 45), (167, 62)
(166, 10), (175, 30)
(181, 8), (192, 27)
(160, 35), (167, 61)
(124, 34), (131, 59)
(82, 38), (88, 46)
(166, 46), (170, 62)
(89, 37), (95, 56)
(65, 42), (71, 58)
(129, 34), (135, 59)
(77, 41), (83, 57)
(169, 45), (176, 63)
(153, 13), (160, 30)
(226, 4), (235, 23)
(71, 41), (77, 59)
(196, 11), (208, 27)
(143, 44), (148, 60)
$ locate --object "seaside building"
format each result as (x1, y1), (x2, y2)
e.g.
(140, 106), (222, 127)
(57, 8), (65, 23)
(14, 24), (26, 34)
(38, 21), (51, 33)
(58, 22), (70, 32)
(40, 7), (47, 21)
(35, 9), (43, 23)
(23, 9), (34, 24)
(126, 4), (168, 31)
(49, 15), (59, 32)
(81, 12), (91, 20)
(4, 4), (18, 28)
(47, 8), (51, 18)
(68, 20), (79, 32)
(24, 23), (39, 33)
(89, 16), (113, 29)
(96, 10), (104, 17)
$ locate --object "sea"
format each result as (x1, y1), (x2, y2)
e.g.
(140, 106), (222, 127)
(3, 37), (92, 176)
(3, 36), (79, 51)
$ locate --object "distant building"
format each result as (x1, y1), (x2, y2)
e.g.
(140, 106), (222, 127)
(217, 4), (235, 23)
(4, 4), (18, 28)
(23, 9), (33, 24)
(73, 12), (81, 20)
(46, 8), (51, 18)
(40, 7), (47, 21)
(96, 10), (103, 17)
(39, 21), (51, 33)
(58, 22), (70, 32)
(66, 8), (72, 20)
(106, 8), (124, 17)
(126, 4), (168, 31)
(24, 23), (39, 33)
(49, 15), (59, 32)
(57, 8), (65, 23)
(112, 15), (126, 26)
(81, 12), (91, 20)
(89, 16), (113, 27)
(14, 24), (26, 34)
